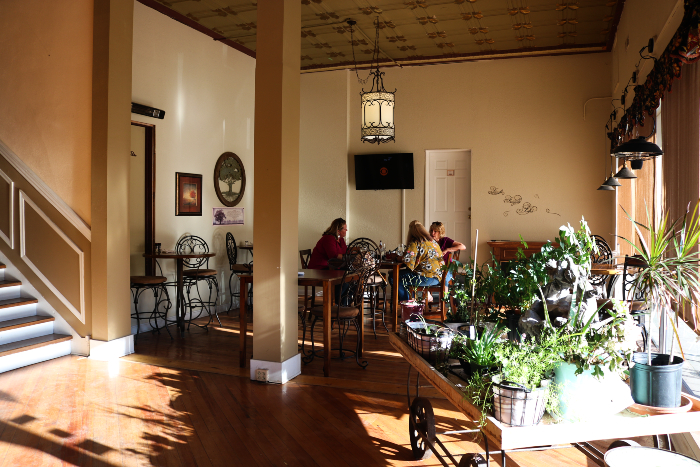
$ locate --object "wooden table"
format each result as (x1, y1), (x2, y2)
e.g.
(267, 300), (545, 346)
(144, 252), (216, 337)
(237, 269), (361, 377)
(380, 260), (404, 332)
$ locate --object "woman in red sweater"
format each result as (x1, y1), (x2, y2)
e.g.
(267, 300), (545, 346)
(308, 218), (348, 270)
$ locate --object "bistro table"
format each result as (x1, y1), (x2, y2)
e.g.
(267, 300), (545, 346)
(237, 269), (361, 377)
(143, 252), (216, 337)
(591, 263), (623, 298)
(379, 259), (404, 332)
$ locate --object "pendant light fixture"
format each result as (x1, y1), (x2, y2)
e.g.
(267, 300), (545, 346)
(598, 129), (618, 191)
(630, 160), (644, 170)
(614, 160), (637, 179)
(348, 19), (396, 144)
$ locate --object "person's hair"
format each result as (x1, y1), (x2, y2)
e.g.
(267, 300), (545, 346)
(323, 218), (346, 237)
(406, 220), (433, 245)
(429, 221), (445, 239)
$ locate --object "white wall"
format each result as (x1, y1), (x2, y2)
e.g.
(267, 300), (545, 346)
(301, 52), (613, 258)
(131, 2), (255, 306)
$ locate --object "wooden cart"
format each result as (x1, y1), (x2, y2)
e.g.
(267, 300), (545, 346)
(389, 332), (700, 466)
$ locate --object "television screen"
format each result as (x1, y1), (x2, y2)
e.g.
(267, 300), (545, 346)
(354, 153), (414, 190)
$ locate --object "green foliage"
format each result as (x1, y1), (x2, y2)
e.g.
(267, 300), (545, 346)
(451, 323), (507, 367)
(619, 202), (700, 361)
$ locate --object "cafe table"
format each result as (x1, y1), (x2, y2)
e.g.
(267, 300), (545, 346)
(143, 252), (216, 337)
(237, 269), (361, 377)
(379, 259), (404, 332)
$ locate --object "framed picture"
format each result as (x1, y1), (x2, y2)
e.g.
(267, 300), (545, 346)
(175, 172), (203, 216)
(213, 152), (246, 207)
(212, 207), (244, 225)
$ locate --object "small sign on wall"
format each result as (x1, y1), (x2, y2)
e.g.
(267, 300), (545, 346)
(213, 207), (244, 225)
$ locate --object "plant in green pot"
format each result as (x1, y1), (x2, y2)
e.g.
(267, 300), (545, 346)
(620, 203), (700, 408)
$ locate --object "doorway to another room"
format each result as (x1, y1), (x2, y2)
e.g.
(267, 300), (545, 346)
(130, 121), (156, 276)
(425, 149), (472, 255)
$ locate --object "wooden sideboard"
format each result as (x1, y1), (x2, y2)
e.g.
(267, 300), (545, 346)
(487, 241), (557, 263)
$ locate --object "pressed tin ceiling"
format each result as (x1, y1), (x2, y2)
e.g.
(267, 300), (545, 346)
(141, 0), (624, 71)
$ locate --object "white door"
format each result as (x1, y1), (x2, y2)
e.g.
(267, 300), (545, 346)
(426, 150), (471, 260)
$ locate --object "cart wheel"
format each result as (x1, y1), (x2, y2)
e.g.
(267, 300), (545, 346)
(608, 440), (640, 451)
(409, 397), (435, 460)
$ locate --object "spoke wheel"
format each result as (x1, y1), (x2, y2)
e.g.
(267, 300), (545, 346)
(409, 397), (435, 460)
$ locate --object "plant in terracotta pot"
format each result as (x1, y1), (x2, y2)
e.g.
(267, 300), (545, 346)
(620, 203), (700, 408)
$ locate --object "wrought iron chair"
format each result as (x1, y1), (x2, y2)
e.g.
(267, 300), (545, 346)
(130, 261), (172, 339)
(590, 234), (614, 296)
(302, 249), (376, 369)
(226, 233), (253, 313)
(347, 238), (388, 338)
(423, 251), (455, 322)
(176, 235), (220, 330)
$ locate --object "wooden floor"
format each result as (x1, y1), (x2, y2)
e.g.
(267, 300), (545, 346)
(0, 307), (656, 466)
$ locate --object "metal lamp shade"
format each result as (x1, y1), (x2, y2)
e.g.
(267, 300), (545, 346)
(603, 174), (622, 187)
(614, 164), (637, 179)
(613, 136), (663, 159)
(361, 91), (395, 144)
(630, 160), (644, 170)
(597, 183), (616, 191)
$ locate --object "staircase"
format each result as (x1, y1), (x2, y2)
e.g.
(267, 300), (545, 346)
(0, 263), (72, 373)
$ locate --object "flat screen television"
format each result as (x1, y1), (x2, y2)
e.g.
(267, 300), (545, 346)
(354, 153), (414, 190)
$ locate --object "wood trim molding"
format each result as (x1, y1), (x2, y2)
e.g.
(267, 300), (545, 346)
(0, 138), (91, 241)
(19, 191), (86, 323)
(0, 168), (14, 249)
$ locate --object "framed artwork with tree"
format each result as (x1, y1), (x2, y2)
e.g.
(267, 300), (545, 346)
(175, 172), (203, 216)
(214, 152), (246, 207)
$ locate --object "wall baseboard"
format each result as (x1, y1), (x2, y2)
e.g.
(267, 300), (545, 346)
(250, 353), (301, 384)
(89, 335), (134, 360)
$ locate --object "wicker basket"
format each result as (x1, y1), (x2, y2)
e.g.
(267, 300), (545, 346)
(492, 376), (547, 427)
(406, 318), (454, 366)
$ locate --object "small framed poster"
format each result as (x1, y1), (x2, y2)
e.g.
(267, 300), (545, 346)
(213, 207), (244, 225)
(176, 172), (203, 216)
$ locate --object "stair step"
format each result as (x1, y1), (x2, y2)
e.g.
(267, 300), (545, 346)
(0, 334), (72, 358)
(0, 280), (21, 289)
(0, 297), (38, 310)
(0, 316), (54, 332)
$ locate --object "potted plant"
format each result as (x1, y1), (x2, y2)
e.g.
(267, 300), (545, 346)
(451, 322), (506, 376)
(443, 260), (486, 333)
(399, 275), (426, 322)
(620, 204), (700, 408)
(406, 315), (454, 365)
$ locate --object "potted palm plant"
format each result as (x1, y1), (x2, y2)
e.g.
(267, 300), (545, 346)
(620, 203), (700, 408)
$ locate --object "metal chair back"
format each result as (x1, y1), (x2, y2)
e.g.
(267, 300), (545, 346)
(226, 232), (238, 268)
(299, 249), (311, 269)
(590, 235), (613, 288)
(176, 235), (210, 269)
(347, 237), (379, 256)
(622, 255), (649, 301)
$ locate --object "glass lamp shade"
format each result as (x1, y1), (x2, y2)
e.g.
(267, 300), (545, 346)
(612, 136), (663, 159)
(361, 91), (395, 144)
(614, 164), (637, 179)
(603, 174), (622, 187)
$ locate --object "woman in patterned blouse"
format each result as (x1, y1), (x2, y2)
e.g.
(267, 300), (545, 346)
(390, 220), (445, 302)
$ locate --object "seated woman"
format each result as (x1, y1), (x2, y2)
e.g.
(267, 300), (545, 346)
(429, 221), (467, 290)
(390, 220), (445, 302)
(308, 218), (347, 270)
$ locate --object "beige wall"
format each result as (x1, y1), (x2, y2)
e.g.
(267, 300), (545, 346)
(302, 53), (613, 257)
(0, 0), (93, 224)
(131, 2), (256, 279)
(298, 71), (349, 255)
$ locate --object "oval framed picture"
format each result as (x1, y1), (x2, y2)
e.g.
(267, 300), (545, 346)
(214, 152), (246, 207)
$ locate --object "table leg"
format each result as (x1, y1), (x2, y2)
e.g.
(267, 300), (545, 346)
(239, 277), (249, 368)
(392, 265), (400, 332)
(323, 280), (331, 377)
(359, 283), (365, 358)
(176, 259), (185, 337)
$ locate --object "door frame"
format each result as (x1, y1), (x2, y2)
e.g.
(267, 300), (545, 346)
(424, 149), (471, 228)
(131, 120), (156, 276)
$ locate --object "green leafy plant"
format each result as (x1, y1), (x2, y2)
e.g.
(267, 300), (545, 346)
(453, 323), (507, 367)
(619, 202), (700, 365)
